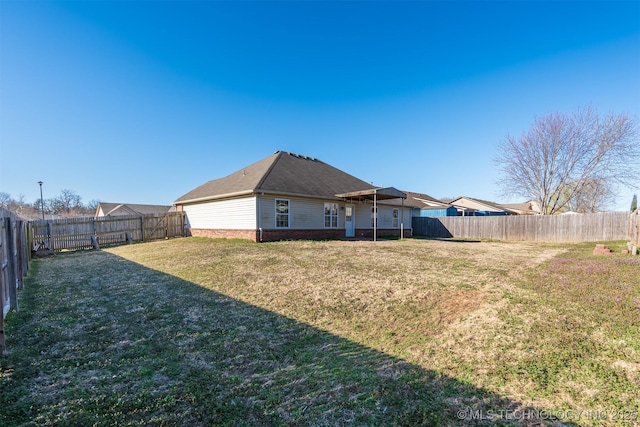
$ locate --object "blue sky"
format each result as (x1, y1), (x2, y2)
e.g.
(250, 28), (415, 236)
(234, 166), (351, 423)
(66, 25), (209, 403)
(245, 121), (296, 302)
(1, 0), (639, 211)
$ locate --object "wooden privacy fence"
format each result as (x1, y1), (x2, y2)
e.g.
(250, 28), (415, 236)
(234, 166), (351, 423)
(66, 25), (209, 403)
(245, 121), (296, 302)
(28, 212), (186, 252)
(413, 211), (633, 242)
(631, 210), (640, 248)
(1, 208), (29, 354)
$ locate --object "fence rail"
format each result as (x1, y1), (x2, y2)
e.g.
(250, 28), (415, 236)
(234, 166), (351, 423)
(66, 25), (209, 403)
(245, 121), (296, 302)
(413, 211), (633, 242)
(28, 212), (185, 252)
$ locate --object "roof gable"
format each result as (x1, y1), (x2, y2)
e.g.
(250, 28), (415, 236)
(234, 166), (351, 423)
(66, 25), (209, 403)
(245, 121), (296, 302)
(449, 196), (505, 212)
(449, 196), (519, 214)
(403, 191), (450, 209)
(96, 203), (173, 216)
(175, 151), (376, 204)
(258, 152), (375, 198)
(500, 200), (541, 215)
(174, 153), (278, 203)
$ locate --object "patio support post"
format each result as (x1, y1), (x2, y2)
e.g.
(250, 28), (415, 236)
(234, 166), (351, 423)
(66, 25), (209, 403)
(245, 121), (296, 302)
(373, 191), (377, 242)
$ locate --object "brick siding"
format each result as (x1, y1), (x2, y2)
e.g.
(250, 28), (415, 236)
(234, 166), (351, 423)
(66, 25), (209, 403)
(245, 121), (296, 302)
(188, 227), (411, 242)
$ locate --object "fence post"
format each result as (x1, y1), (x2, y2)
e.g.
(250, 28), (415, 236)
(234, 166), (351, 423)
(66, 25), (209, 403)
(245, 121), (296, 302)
(91, 235), (100, 250)
(5, 218), (18, 312)
(631, 210), (639, 253)
(140, 216), (145, 241)
(14, 221), (25, 290)
(46, 221), (53, 251)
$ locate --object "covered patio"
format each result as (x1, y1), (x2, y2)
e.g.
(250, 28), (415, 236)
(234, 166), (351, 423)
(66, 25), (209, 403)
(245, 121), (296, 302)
(335, 187), (407, 241)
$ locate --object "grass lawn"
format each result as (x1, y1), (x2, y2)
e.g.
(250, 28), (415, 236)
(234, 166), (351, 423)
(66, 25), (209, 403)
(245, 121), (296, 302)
(1, 237), (639, 426)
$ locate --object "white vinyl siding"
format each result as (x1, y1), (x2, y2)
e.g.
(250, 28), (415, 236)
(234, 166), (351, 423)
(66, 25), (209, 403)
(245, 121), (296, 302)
(258, 196), (335, 229)
(183, 197), (256, 230)
(183, 195), (412, 232)
(356, 204), (411, 229)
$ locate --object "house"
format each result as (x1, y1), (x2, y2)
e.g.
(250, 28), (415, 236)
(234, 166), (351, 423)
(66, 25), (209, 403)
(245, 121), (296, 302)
(500, 200), (542, 215)
(404, 191), (458, 217)
(173, 151), (412, 242)
(95, 203), (175, 217)
(447, 196), (519, 216)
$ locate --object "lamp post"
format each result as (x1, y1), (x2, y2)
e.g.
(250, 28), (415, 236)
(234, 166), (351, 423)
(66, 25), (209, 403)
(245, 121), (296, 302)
(38, 181), (45, 221)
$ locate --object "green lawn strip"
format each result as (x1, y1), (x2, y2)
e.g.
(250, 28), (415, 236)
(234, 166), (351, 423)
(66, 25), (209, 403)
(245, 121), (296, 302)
(491, 242), (640, 422)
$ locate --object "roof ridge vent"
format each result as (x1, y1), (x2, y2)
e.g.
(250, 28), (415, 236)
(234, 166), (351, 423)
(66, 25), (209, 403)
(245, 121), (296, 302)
(275, 150), (323, 163)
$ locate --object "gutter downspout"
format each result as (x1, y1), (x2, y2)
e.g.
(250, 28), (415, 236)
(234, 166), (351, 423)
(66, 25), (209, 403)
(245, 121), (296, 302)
(257, 192), (263, 242)
(401, 197), (404, 240)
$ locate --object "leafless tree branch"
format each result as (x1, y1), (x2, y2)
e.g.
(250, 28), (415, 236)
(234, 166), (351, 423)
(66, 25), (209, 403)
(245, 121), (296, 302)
(495, 107), (639, 214)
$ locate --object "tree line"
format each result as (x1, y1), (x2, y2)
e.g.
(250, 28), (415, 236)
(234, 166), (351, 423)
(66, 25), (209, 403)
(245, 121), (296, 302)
(0, 190), (98, 220)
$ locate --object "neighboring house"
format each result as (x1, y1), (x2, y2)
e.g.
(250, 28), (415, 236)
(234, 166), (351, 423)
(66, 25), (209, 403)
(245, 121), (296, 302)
(173, 151), (412, 242)
(447, 196), (519, 216)
(95, 203), (175, 217)
(500, 200), (542, 215)
(404, 191), (458, 217)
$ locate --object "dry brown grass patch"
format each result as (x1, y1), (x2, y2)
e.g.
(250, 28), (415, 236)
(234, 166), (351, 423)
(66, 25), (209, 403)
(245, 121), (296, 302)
(108, 238), (565, 368)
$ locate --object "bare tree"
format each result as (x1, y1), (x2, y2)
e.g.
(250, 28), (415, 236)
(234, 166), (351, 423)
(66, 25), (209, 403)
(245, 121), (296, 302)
(553, 178), (613, 213)
(0, 191), (100, 219)
(0, 192), (10, 208)
(49, 189), (83, 215)
(10, 194), (36, 218)
(495, 107), (639, 214)
(86, 199), (101, 211)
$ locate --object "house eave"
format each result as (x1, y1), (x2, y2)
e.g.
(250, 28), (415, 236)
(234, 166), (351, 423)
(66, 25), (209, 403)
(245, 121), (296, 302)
(175, 189), (345, 205)
(259, 191), (343, 201)
(175, 188), (410, 206)
(174, 190), (255, 205)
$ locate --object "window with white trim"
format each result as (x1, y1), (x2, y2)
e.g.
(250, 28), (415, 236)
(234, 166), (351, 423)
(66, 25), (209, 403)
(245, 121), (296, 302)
(324, 202), (339, 228)
(392, 208), (399, 228)
(275, 199), (289, 228)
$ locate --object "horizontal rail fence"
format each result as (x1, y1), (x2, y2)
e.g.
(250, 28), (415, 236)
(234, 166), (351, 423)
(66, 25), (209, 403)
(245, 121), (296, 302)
(413, 212), (632, 242)
(1, 208), (29, 354)
(28, 212), (185, 252)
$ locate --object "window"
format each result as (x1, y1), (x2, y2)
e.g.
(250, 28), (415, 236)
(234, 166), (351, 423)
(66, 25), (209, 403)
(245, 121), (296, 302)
(392, 208), (399, 228)
(275, 199), (289, 228)
(345, 206), (353, 222)
(324, 202), (338, 228)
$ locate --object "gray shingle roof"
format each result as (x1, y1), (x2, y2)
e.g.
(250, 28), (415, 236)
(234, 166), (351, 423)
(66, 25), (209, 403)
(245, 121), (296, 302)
(175, 151), (377, 204)
(403, 191), (450, 209)
(98, 203), (173, 216)
(449, 196), (518, 213)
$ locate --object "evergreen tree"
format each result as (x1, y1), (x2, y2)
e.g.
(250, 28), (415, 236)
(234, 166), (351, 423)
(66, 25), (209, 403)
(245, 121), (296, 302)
(632, 194), (638, 212)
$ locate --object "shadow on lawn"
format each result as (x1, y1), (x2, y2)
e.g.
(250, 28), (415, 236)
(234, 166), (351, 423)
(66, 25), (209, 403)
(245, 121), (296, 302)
(1, 250), (574, 426)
